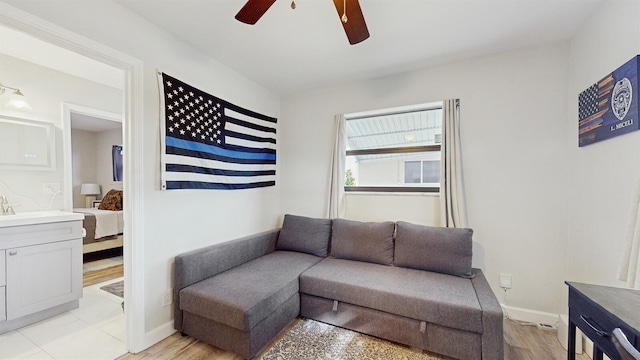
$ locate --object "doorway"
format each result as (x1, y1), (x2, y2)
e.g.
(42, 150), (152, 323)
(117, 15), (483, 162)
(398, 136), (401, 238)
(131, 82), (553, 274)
(0, 5), (145, 354)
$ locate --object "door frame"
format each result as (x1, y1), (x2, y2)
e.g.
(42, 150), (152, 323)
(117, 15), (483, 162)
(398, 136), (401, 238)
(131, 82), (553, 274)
(62, 104), (122, 211)
(0, 3), (146, 353)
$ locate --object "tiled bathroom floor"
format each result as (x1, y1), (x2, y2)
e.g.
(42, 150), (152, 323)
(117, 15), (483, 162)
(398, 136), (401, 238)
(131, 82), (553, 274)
(0, 277), (126, 360)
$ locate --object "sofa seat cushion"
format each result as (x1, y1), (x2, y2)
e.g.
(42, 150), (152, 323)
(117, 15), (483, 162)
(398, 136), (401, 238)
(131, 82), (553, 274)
(299, 258), (483, 334)
(180, 251), (322, 331)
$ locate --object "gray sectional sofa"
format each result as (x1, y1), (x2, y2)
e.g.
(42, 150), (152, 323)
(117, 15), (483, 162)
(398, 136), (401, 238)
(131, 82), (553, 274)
(173, 215), (504, 359)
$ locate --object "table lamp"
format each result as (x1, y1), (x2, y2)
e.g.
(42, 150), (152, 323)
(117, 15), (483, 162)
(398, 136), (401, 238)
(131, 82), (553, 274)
(80, 183), (100, 208)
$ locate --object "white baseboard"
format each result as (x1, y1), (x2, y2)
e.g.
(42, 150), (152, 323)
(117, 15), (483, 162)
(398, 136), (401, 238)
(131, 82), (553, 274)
(500, 304), (559, 327)
(139, 321), (176, 353)
(502, 307), (616, 360)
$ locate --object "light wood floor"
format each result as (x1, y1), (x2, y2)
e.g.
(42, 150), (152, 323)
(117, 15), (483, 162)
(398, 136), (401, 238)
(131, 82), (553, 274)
(85, 265), (589, 360)
(84, 264), (124, 287)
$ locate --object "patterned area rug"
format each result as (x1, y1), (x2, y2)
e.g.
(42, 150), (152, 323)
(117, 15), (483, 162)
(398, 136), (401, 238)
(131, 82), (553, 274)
(100, 280), (124, 298)
(258, 319), (444, 360)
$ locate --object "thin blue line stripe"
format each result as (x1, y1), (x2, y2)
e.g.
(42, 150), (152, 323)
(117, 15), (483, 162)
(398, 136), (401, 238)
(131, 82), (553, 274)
(166, 136), (276, 161)
(167, 147), (276, 165)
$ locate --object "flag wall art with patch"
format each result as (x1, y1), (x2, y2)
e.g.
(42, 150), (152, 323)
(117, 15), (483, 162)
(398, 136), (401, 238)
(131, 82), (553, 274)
(579, 55), (639, 147)
(158, 72), (277, 190)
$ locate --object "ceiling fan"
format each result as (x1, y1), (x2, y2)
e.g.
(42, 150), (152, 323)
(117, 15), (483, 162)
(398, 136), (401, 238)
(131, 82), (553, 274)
(235, 0), (370, 45)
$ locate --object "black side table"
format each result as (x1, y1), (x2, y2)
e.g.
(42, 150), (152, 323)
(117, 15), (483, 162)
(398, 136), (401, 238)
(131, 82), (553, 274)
(566, 281), (640, 360)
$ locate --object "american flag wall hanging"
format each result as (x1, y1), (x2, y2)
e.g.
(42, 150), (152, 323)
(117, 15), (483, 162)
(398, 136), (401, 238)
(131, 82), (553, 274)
(578, 55), (638, 147)
(158, 72), (277, 190)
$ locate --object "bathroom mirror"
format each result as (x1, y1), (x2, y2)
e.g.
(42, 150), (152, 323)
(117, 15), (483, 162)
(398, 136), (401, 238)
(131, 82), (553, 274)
(0, 115), (56, 171)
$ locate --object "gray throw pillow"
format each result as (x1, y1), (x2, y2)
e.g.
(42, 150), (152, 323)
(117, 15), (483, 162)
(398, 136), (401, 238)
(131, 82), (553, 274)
(276, 214), (332, 257)
(394, 221), (474, 278)
(330, 218), (395, 265)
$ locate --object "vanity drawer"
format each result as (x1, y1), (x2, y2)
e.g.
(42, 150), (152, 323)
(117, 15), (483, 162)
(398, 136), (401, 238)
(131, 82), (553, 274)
(0, 221), (82, 249)
(0, 250), (4, 286)
(0, 286), (5, 322)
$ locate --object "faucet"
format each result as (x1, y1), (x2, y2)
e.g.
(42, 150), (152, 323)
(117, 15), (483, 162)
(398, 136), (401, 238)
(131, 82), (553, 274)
(0, 195), (15, 215)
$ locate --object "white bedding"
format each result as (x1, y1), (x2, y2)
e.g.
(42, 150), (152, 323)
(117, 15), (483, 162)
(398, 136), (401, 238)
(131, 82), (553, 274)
(74, 208), (124, 239)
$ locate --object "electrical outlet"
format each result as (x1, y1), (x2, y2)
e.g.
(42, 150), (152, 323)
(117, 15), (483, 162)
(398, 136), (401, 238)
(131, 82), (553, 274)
(499, 273), (512, 289)
(162, 288), (173, 307)
(42, 182), (61, 195)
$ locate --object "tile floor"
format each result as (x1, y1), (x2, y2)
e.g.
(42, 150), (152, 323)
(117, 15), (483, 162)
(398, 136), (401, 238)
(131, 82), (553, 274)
(0, 277), (127, 360)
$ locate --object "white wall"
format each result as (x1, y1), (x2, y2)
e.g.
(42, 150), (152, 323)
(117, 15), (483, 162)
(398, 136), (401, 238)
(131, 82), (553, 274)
(281, 43), (571, 315)
(0, 54), (121, 211)
(0, 0), (281, 345)
(344, 193), (441, 226)
(566, 1), (640, 288)
(71, 127), (122, 208)
(96, 128), (123, 194)
(71, 128), (98, 208)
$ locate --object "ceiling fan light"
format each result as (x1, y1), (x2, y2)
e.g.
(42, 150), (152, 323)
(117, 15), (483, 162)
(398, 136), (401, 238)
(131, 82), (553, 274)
(5, 90), (32, 110)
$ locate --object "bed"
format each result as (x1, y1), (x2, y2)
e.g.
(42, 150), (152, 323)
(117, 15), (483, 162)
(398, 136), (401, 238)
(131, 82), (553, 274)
(74, 208), (124, 253)
(74, 189), (124, 254)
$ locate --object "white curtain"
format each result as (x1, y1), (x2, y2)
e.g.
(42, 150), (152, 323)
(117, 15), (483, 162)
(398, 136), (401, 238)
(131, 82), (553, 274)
(328, 114), (346, 219)
(617, 175), (640, 289)
(440, 99), (467, 228)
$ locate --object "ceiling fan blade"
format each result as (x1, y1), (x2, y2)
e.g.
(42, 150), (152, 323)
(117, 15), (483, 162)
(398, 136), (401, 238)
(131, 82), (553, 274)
(235, 0), (277, 25)
(333, 0), (370, 45)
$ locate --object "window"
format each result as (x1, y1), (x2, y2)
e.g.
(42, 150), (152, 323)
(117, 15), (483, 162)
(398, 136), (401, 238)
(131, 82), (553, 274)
(345, 102), (442, 192)
(404, 160), (440, 185)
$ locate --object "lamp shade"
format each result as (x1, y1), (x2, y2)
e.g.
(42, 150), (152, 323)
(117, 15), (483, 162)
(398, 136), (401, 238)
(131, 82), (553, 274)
(80, 183), (101, 195)
(5, 90), (32, 110)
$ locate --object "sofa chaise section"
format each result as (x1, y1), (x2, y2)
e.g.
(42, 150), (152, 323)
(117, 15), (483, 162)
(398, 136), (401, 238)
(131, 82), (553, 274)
(174, 215), (332, 359)
(180, 250), (322, 358)
(174, 229), (280, 332)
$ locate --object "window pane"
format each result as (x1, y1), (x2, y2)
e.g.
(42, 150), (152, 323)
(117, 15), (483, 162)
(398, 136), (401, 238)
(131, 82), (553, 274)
(404, 161), (421, 183)
(346, 151), (441, 187)
(346, 109), (442, 151)
(422, 160), (440, 184)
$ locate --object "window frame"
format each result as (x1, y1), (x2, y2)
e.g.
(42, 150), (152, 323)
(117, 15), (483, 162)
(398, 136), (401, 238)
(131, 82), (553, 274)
(344, 103), (443, 194)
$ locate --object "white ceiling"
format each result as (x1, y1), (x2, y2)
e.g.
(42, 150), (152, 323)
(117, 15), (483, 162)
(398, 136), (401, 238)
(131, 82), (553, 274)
(117, 0), (605, 95)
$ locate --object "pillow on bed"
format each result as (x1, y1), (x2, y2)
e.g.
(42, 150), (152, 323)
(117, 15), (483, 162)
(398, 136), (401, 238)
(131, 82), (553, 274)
(98, 189), (123, 211)
(394, 221), (474, 278)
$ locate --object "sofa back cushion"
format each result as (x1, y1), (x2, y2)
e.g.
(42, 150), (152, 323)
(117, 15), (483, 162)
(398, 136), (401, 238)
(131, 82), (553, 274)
(276, 214), (332, 257)
(394, 221), (474, 278)
(330, 218), (395, 265)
